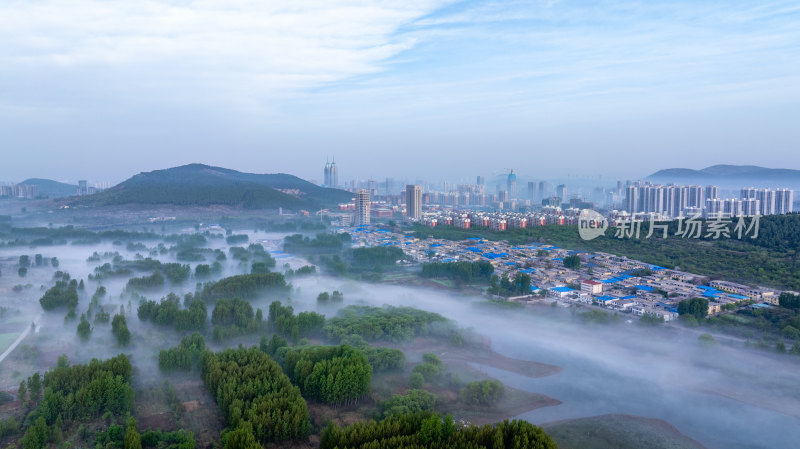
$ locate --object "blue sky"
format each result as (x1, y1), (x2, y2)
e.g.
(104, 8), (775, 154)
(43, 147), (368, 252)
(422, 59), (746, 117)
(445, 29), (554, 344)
(1, 0), (798, 185)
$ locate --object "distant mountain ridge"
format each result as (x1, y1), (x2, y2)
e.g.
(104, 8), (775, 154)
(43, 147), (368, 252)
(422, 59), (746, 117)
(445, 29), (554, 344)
(67, 164), (353, 210)
(20, 178), (79, 198)
(648, 165), (800, 181)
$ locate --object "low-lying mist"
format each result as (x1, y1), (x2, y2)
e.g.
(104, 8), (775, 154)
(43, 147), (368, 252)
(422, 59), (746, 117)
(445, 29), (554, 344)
(2, 228), (798, 449)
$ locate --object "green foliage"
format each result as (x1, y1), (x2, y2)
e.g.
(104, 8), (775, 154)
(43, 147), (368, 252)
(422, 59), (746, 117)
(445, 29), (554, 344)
(28, 372), (41, 402)
(362, 347), (405, 371)
(628, 268), (654, 277)
(319, 412), (557, 449)
(211, 298), (263, 339)
(281, 344), (372, 405)
(198, 273), (287, 302)
(779, 292), (800, 310)
(460, 380), (504, 405)
(266, 301), (325, 342)
(351, 246), (405, 267)
(21, 417), (48, 449)
(194, 264), (211, 278)
(698, 333), (716, 346)
(159, 333), (206, 372)
(140, 429), (195, 449)
(138, 294), (207, 331)
(639, 312), (665, 326)
(412, 363), (441, 382)
(126, 271), (165, 291)
(39, 280), (79, 310)
(29, 355), (133, 431)
(409, 373), (424, 389)
(324, 305), (450, 343)
(381, 389), (435, 417)
(489, 273), (531, 297)
(77, 314), (92, 340)
(125, 418), (142, 449)
(202, 347), (311, 443)
(421, 261), (494, 283)
(226, 234), (249, 245)
(0, 417), (19, 440)
(678, 297), (709, 321)
(283, 233), (351, 254)
(112, 314), (131, 345)
(562, 255), (581, 269)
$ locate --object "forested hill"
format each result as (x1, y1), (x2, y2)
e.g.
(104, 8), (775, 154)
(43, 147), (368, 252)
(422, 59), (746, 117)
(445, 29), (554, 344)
(66, 164), (353, 210)
(647, 165), (800, 182)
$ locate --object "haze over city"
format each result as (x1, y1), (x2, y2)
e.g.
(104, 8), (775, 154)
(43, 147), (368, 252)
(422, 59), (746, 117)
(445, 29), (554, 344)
(2, 0), (799, 183)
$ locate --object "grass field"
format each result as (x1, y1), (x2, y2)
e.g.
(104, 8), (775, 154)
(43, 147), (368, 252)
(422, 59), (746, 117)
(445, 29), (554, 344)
(543, 414), (707, 449)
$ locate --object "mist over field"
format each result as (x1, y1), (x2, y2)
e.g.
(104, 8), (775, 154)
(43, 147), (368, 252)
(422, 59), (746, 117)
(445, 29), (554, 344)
(1, 224), (799, 449)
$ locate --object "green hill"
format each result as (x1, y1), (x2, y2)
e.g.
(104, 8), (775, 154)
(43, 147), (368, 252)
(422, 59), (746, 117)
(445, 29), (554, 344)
(20, 178), (78, 198)
(67, 164), (353, 210)
(648, 165), (800, 181)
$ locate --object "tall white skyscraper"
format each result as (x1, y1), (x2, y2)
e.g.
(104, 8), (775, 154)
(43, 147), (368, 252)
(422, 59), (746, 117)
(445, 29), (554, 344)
(355, 189), (370, 226)
(405, 185), (422, 219)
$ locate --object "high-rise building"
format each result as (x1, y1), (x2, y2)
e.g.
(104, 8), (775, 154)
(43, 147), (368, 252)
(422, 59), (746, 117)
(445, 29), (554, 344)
(527, 181), (537, 201)
(506, 171), (517, 198)
(78, 180), (88, 196)
(323, 160), (338, 187)
(705, 185), (719, 201)
(405, 185), (422, 219)
(538, 181), (549, 198)
(756, 189), (775, 215)
(354, 189), (370, 226)
(775, 188), (794, 214)
(556, 184), (567, 201)
(476, 176), (485, 185)
(625, 185), (638, 213)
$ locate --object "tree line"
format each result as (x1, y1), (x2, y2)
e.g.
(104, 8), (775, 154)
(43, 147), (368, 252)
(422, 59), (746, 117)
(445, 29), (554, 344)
(319, 412), (557, 449)
(324, 305), (450, 343)
(211, 298), (264, 340)
(138, 293), (207, 331)
(281, 344), (372, 406)
(159, 333), (206, 372)
(198, 273), (287, 302)
(201, 347), (311, 444)
(421, 261), (494, 283)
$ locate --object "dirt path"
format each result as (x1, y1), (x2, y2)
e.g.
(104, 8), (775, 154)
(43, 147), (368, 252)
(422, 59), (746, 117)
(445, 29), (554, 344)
(0, 315), (40, 366)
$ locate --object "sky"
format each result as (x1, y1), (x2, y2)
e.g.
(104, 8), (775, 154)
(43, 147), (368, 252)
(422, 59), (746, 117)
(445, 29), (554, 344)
(1, 0), (799, 185)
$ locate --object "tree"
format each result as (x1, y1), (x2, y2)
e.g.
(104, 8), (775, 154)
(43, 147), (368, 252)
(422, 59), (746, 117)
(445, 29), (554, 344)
(678, 297), (709, 322)
(18, 379), (27, 404)
(563, 255), (581, 269)
(18, 267), (27, 277)
(698, 333), (716, 346)
(112, 314), (131, 345)
(21, 417), (48, 449)
(409, 373), (424, 389)
(77, 314), (92, 340)
(779, 292), (800, 309)
(124, 418), (142, 449)
(28, 373), (41, 402)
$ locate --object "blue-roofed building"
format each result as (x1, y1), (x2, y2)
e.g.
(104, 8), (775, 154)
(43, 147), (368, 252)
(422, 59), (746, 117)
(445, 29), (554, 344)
(635, 285), (654, 292)
(550, 286), (576, 297)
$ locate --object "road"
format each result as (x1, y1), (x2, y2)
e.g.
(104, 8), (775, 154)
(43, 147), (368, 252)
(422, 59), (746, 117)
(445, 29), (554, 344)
(0, 315), (40, 365)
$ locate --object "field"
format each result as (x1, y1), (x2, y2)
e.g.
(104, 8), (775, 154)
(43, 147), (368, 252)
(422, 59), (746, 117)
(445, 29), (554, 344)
(543, 414), (708, 449)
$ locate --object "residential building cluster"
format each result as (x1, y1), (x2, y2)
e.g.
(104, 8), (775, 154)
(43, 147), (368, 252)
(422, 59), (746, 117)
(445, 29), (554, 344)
(342, 226), (780, 322)
(623, 182), (793, 218)
(0, 184), (39, 199)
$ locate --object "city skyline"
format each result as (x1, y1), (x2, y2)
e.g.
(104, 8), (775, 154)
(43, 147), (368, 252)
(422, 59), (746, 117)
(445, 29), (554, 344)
(2, 1), (799, 182)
